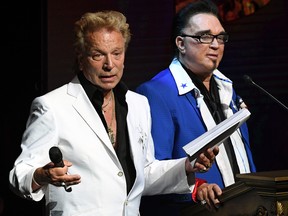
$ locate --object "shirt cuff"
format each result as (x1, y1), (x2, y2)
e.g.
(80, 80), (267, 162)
(191, 178), (207, 202)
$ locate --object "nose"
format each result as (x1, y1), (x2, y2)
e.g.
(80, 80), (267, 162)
(210, 37), (220, 48)
(103, 55), (114, 70)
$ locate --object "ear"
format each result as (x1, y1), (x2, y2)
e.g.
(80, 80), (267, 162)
(176, 36), (185, 54)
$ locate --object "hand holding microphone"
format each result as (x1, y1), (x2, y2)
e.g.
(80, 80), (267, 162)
(49, 146), (72, 192)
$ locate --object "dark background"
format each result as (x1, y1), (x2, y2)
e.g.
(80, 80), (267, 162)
(2, 0), (287, 215)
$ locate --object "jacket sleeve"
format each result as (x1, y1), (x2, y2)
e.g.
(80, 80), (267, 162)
(131, 92), (195, 195)
(9, 97), (54, 201)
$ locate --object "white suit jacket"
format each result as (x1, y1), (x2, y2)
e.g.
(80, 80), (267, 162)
(9, 76), (193, 216)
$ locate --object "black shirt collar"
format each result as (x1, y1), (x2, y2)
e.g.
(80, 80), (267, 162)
(77, 72), (128, 105)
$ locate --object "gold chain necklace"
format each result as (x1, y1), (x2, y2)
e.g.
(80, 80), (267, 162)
(102, 91), (113, 112)
(106, 91), (116, 147)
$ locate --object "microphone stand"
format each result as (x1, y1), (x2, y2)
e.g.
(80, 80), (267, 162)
(243, 75), (288, 111)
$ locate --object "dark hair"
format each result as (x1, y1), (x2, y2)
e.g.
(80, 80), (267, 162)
(172, 0), (221, 56)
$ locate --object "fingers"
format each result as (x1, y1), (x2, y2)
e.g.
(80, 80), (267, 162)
(52, 181), (66, 187)
(212, 146), (219, 156)
(200, 199), (207, 206)
(44, 162), (81, 186)
(197, 183), (222, 211)
(195, 147), (218, 172)
(194, 155), (213, 173)
(204, 147), (217, 162)
(51, 173), (81, 185)
(51, 181), (72, 192)
(186, 147), (218, 174)
(51, 175), (81, 193)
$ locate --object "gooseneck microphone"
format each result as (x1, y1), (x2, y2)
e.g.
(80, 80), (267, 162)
(243, 75), (288, 111)
(49, 146), (72, 192)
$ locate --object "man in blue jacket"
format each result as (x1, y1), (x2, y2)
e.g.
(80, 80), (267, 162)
(136, 0), (256, 215)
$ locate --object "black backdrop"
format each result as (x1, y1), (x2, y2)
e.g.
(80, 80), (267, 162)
(2, 0), (287, 215)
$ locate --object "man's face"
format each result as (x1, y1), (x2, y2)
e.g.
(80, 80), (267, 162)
(176, 13), (226, 78)
(80, 28), (126, 92)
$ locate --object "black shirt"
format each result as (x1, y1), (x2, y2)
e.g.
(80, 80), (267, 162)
(181, 65), (240, 177)
(78, 72), (136, 193)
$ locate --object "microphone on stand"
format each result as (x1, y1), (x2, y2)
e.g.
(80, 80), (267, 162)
(49, 146), (72, 192)
(243, 75), (288, 111)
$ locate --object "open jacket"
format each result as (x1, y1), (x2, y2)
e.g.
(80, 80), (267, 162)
(136, 58), (256, 191)
(9, 76), (193, 216)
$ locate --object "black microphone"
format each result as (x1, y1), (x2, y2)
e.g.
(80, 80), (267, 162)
(49, 146), (72, 192)
(49, 146), (64, 167)
(243, 75), (288, 111)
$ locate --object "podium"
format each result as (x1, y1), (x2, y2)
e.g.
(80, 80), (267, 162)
(181, 170), (288, 216)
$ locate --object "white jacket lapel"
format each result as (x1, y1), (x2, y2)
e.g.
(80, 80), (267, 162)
(67, 78), (115, 152)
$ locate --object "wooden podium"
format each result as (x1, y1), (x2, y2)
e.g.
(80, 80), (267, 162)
(181, 170), (288, 216)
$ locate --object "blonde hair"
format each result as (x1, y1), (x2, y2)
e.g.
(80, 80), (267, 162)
(74, 10), (131, 55)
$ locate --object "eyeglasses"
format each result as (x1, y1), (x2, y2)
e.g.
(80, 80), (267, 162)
(181, 33), (229, 44)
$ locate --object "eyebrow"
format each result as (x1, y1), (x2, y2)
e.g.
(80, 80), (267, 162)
(194, 30), (227, 35)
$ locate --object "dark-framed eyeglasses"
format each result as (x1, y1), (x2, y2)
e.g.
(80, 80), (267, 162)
(181, 33), (229, 44)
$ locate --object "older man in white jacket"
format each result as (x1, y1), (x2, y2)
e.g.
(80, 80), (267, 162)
(9, 10), (220, 216)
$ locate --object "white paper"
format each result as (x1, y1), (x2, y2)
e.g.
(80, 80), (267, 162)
(183, 108), (251, 164)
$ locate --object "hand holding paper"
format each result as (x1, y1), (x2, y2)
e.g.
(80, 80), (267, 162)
(183, 108), (251, 166)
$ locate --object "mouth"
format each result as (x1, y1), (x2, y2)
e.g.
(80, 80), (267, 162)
(207, 54), (218, 61)
(101, 74), (114, 78)
(100, 74), (115, 82)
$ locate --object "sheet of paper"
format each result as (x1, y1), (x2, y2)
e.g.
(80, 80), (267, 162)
(183, 108), (251, 164)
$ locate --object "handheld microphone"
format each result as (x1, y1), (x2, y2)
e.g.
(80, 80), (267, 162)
(243, 75), (288, 111)
(49, 146), (72, 192)
(49, 146), (65, 167)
